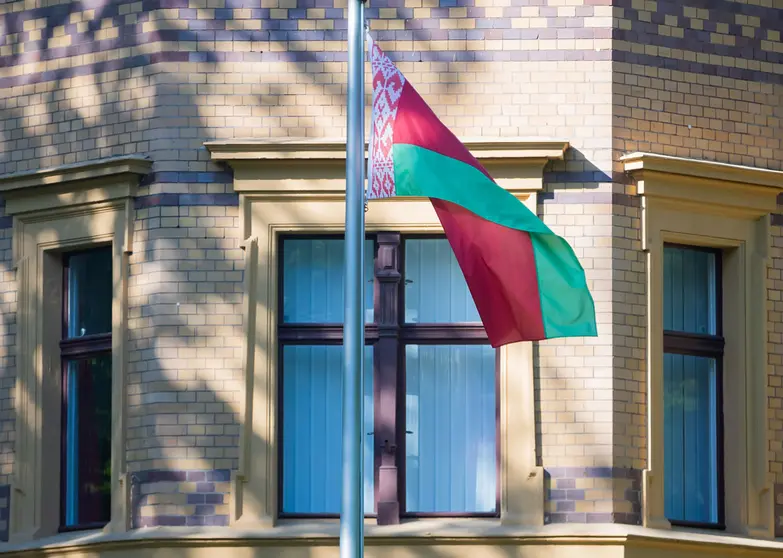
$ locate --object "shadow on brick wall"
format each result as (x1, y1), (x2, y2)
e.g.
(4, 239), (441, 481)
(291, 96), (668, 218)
(0, 0), (644, 543)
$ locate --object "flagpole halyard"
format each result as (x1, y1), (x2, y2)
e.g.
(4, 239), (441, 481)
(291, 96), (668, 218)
(341, 0), (366, 554)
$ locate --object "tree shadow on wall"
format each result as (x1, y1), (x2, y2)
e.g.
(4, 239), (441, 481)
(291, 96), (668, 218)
(0, 0), (628, 551)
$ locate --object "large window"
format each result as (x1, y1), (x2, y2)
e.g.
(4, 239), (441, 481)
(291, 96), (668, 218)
(278, 234), (498, 522)
(60, 247), (113, 531)
(662, 244), (724, 528)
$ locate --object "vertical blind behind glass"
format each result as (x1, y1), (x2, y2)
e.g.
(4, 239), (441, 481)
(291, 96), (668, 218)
(663, 246), (717, 335)
(282, 238), (374, 324)
(662, 244), (719, 524)
(405, 344), (496, 513)
(404, 238), (481, 324)
(663, 353), (718, 524)
(281, 345), (375, 514)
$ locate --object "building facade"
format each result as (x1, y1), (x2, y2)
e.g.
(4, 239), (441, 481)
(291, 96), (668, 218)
(0, 0), (782, 556)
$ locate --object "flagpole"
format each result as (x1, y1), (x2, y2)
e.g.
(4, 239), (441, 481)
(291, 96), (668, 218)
(341, 0), (365, 553)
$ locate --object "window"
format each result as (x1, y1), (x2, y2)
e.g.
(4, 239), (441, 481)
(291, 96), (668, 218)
(60, 247), (113, 531)
(278, 234), (498, 522)
(663, 244), (724, 528)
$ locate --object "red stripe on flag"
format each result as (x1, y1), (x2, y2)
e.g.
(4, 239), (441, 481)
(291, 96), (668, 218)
(431, 198), (546, 346)
(394, 82), (493, 181)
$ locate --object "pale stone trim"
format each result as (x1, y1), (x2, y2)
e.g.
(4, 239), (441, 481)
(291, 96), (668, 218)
(210, 138), (561, 530)
(624, 153), (783, 539)
(621, 152), (783, 190)
(3, 523), (783, 557)
(0, 156), (151, 194)
(205, 137), (569, 165)
(4, 157), (148, 542)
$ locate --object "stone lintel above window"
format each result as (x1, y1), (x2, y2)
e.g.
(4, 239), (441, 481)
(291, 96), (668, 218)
(0, 156), (151, 218)
(206, 137), (567, 202)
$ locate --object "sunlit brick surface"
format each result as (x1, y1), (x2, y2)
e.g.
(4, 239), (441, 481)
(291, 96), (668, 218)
(0, 0), (781, 533)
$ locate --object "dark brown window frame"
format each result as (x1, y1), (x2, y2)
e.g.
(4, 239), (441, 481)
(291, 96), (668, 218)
(662, 243), (725, 531)
(59, 248), (112, 533)
(277, 232), (500, 525)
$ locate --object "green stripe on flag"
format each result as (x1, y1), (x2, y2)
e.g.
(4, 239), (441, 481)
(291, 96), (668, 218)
(393, 142), (596, 339)
(530, 233), (597, 338)
(392, 143), (553, 236)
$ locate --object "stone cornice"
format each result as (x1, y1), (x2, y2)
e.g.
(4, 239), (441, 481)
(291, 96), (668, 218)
(204, 137), (569, 164)
(621, 152), (783, 190)
(622, 152), (783, 218)
(0, 156), (151, 216)
(206, 138), (568, 198)
(0, 156), (152, 194)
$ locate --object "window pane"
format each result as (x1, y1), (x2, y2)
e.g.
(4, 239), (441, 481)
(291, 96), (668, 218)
(281, 345), (374, 514)
(663, 246), (717, 335)
(404, 238), (480, 323)
(63, 354), (112, 527)
(663, 353), (718, 524)
(282, 238), (374, 324)
(66, 247), (113, 338)
(405, 344), (496, 513)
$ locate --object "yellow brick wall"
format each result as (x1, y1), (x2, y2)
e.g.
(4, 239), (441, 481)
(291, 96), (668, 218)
(1, 0), (780, 528)
(0, 55), (621, 476)
(0, 216), (13, 488)
(613, 70), (783, 475)
(127, 205), (244, 474)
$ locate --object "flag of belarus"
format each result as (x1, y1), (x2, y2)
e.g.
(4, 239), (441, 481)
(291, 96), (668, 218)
(366, 36), (598, 348)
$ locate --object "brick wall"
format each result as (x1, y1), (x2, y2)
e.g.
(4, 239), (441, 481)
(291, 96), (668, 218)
(0, 0), (780, 533)
(545, 466), (641, 525)
(0, 212), (14, 492)
(0, 203), (15, 539)
(613, 0), (783, 535)
(131, 469), (231, 527)
(127, 203), (243, 479)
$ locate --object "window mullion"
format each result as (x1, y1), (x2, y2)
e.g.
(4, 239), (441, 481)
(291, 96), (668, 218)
(374, 232), (401, 525)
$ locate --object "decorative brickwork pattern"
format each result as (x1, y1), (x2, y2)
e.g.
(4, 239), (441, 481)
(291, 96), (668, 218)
(131, 469), (230, 527)
(614, 0), (783, 86)
(0, 0), (616, 90)
(545, 467), (642, 525)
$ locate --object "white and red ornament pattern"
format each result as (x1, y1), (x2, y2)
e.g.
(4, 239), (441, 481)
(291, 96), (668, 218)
(367, 35), (406, 199)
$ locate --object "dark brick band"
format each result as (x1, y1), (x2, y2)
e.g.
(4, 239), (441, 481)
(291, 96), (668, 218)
(134, 193), (239, 209)
(130, 469), (231, 528)
(545, 467), (642, 526)
(0, 47), (614, 89)
(139, 171), (233, 187)
(543, 170), (616, 184)
(4, 46), (782, 91)
(540, 191), (640, 208)
(613, 49), (783, 86)
(614, 4), (783, 63)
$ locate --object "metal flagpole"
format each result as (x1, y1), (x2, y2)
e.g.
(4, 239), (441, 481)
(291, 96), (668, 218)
(341, 0), (365, 553)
